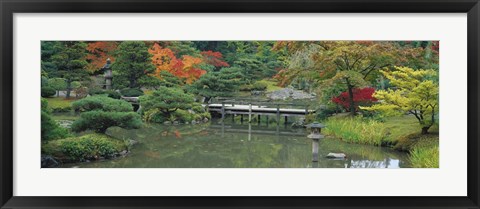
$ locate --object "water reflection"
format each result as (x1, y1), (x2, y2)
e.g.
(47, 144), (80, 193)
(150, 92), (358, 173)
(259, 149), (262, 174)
(62, 120), (411, 168)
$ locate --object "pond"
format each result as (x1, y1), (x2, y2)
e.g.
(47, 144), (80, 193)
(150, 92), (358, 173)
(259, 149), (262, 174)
(61, 119), (412, 168)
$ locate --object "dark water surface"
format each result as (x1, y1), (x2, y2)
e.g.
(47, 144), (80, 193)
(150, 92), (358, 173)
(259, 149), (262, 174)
(62, 120), (411, 168)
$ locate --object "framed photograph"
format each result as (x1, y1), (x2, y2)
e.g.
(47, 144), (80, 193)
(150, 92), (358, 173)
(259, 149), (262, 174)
(1, 0), (479, 208)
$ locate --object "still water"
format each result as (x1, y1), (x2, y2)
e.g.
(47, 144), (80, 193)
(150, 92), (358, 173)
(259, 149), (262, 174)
(62, 120), (412, 168)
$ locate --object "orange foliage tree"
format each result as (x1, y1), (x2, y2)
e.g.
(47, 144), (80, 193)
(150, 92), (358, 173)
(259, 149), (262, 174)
(148, 43), (207, 84)
(86, 41), (118, 72)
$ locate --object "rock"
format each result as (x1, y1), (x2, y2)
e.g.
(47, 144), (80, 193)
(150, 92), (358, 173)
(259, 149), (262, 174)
(191, 120), (197, 125)
(185, 122), (189, 124)
(128, 139), (138, 146)
(326, 153), (347, 159)
(267, 87), (315, 100)
(173, 121), (179, 125)
(291, 117), (306, 128)
(121, 96), (139, 103)
(163, 121), (172, 125)
(203, 117), (209, 123)
(41, 155), (60, 168)
(251, 90), (264, 96)
(119, 150), (128, 156)
(57, 120), (74, 128)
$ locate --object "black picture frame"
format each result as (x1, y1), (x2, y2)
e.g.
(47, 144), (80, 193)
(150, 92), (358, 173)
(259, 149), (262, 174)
(1, 0), (479, 208)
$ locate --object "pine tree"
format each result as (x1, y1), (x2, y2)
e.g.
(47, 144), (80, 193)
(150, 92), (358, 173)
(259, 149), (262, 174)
(113, 41), (155, 88)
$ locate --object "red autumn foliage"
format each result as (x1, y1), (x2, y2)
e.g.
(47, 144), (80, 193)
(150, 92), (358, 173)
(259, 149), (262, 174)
(201, 51), (229, 67)
(331, 87), (377, 111)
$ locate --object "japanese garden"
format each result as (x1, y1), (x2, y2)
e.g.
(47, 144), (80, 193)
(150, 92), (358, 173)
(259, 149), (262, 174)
(40, 41), (439, 168)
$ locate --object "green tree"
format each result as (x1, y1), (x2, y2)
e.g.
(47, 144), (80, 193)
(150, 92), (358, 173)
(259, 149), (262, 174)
(47, 78), (67, 97)
(50, 42), (89, 98)
(361, 66), (439, 134)
(188, 67), (243, 102)
(113, 41), (156, 88)
(139, 86), (195, 116)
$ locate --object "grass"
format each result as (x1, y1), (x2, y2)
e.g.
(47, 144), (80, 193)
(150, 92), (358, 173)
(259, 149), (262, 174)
(323, 114), (439, 168)
(45, 97), (78, 112)
(324, 116), (387, 146)
(256, 79), (283, 92)
(408, 136), (439, 168)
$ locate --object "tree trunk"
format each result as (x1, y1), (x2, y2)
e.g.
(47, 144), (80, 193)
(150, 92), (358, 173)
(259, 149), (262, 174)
(421, 126), (430, 134)
(66, 81), (72, 99)
(347, 85), (355, 115)
(129, 79), (137, 88)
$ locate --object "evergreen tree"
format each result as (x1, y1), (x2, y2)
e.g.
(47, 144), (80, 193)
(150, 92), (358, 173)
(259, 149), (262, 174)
(113, 41), (155, 88)
(189, 67), (243, 102)
(50, 41), (89, 98)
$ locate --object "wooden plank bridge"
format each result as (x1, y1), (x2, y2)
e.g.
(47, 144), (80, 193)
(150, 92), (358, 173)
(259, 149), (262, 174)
(204, 99), (315, 125)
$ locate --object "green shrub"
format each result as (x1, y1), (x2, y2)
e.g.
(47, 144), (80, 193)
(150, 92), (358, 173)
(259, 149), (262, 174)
(72, 95), (133, 112)
(120, 88), (144, 97)
(173, 109), (194, 123)
(41, 111), (70, 141)
(71, 111), (142, 133)
(104, 90), (122, 99)
(41, 98), (49, 112)
(252, 81), (268, 91)
(60, 137), (116, 161)
(239, 84), (253, 91)
(41, 86), (56, 98)
(192, 103), (206, 113)
(324, 116), (387, 146)
(88, 88), (105, 96)
(42, 134), (125, 162)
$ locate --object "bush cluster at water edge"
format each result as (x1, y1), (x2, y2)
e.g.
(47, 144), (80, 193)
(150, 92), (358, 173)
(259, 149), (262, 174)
(42, 133), (128, 163)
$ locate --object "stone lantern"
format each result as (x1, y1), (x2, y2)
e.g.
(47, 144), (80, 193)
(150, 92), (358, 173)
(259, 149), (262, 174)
(102, 58), (113, 90)
(306, 122), (325, 162)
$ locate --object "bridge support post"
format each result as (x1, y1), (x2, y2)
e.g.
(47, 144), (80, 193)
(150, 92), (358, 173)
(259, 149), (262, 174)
(241, 115), (244, 124)
(221, 102), (225, 121)
(266, 115), (269, 127)
(257, 115), (261, 125)
(284, 116), (288, 125)
(248, 104), (252, 123)
(276, 105), (280, 125)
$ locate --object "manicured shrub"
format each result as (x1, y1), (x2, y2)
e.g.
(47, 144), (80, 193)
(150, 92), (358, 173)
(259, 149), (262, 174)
(71, 111), (142, 133)
(41, 98), (49, 112)
(104, 90), (122, 99)
(252, 81), (268, 91)
(120, 88), (144, 97)
(42, 134), (126, 162)
(88, 87), (105, 96)
(41, 86), (56, 98)
(72, 95), (133, 112)
(74, 86), (88, 98)
(60, 136), (117, 161)
(41, 111), (70, 141)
